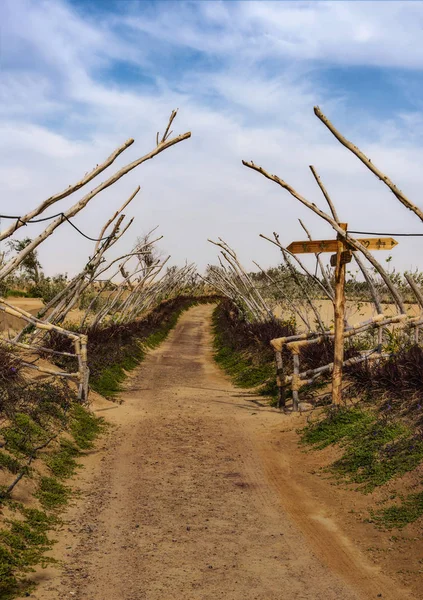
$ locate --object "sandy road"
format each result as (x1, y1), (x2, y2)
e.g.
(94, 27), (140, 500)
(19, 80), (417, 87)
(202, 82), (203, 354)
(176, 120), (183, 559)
(31, 305), (416, 600)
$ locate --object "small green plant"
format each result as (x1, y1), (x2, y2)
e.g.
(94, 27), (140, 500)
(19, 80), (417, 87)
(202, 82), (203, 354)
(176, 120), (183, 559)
(214, 343), (274, 389)
(372, 491), (423, 529)
(301, 407), (423, 491)
(0, 451), (22, 475)
(0, 505), (57, 599)
(331, 420), (413, 491)
(300, 407), (373, 449)
(70, 405), (104, 450)
(91, 364), (128, 397)
(46, 439), (81, 479)
(3, 413), (47, 458)
(36, 476), (70, 509)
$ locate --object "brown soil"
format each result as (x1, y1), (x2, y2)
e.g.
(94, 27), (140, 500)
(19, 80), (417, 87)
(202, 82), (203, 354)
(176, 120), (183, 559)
(274, 298), (420, 330)
(0, 297), (83, 335)
(0, 297), (43, 334)
(27, 305), (421, 600)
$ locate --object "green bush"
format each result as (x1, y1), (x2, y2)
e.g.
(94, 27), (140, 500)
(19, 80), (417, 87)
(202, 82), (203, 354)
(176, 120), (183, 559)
(301, 407), (423, 493)
(0, 506), (56, 599)
(372, 491), (423, 529)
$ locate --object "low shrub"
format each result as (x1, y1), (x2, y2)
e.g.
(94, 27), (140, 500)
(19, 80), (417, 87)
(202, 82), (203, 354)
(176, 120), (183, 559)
(212, 299), (294, 400)
(301, 405), (423, 519)
(346, 344), (423, 426)
(372, 491), (423, 529)
(0, 348), (105, 596)
(36, 476), (70, 509)
(0, 506), (57, 599)
(3, 289), (30, 298)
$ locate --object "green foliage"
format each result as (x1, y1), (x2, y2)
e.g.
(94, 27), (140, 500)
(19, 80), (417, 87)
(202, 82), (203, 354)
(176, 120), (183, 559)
(70, 404), (105, 450)
(258, 378), (279, 400)
(0, 451), (22, 475)
(0, 375), (104, 596)
(36, 476), (70, 509)
(301, 407), (423, 493)
(300, 407), (374, 449)
(7, 238), (41, 285)
(214, 342), (274, 389)
(46, 439), (80, 479)
(382, 328), (411, 355)
(28, 274), (68, 303)
(372, 491), (423, 529)
(78, 290), (97, 310)
(3, 289), (31, 298)
(91, 364), (127, 397)
(3, 413), (47, 458)
(331, 421), (412, 491)
(0, 505), (56, 599)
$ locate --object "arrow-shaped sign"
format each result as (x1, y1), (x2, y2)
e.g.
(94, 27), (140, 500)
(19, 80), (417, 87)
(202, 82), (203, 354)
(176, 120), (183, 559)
(287, 237), (398, 254)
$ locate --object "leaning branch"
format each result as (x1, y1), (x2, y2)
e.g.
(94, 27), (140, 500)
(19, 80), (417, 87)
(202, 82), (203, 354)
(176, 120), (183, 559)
(314, 106), (423, 222)
(0, 139), (135, 241)
(0, 111), (190, 281)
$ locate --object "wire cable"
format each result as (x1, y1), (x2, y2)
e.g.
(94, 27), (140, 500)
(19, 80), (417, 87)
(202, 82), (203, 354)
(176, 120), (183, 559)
(61, 215), (111, 242)
(0, 212), (112, 242)
(348, 230), (423, 237)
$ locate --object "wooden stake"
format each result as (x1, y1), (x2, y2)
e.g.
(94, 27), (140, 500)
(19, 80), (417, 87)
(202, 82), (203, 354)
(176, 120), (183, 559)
(275, 350), (286, 410)
(332, 223), (348, 405)
(292, 351), (300, 411)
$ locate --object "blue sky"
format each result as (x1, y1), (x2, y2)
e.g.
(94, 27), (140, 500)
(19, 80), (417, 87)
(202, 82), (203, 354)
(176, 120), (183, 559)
(1, 0), (423, 276)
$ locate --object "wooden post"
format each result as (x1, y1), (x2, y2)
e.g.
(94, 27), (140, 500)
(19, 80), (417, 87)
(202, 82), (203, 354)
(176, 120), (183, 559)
(292, 350), (300, 411)
(377, 326), (383, 353)
(275, 350), (286, 410)
(332, 223), (348, 405)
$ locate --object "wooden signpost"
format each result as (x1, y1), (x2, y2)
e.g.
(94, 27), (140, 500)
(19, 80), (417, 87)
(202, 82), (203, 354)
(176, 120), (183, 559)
(287, 237), (398, 254)
(288, 225), (398, 405)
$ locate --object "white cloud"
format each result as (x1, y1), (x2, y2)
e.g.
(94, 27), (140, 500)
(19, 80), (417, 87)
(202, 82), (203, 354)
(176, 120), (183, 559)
(223, 1), (423, 68)
(122, 1), (423, 69)
(0, 123), (86, 158)
(1, 0), (423, 278)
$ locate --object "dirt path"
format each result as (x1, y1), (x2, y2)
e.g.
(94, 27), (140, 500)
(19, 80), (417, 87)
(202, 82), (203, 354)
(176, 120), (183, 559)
(30, 305), (416, 600)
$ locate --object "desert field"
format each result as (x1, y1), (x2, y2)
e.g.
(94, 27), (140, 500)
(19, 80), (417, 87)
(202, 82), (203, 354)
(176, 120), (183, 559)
(0, 297), (85, 336)
(274, 298), (421, 330)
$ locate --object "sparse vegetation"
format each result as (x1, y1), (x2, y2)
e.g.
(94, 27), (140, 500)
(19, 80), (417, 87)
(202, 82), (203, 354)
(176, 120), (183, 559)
(212, 298), (423, 529)
(0, 348), (105, 597)
(301, 407), (423, 490)
(372, 491), (423, 529)
(70, 404), (105, 449)
(36, 476), (71, 509)
(45, 439), (81, 479)
(212, 299), (294, 400)
(0, 505), (57, 599)
(1, 58), (423, 598)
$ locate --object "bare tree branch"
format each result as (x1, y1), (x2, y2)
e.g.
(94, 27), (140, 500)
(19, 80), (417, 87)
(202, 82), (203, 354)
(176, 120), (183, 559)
(314, 106), (423, 222)
(0, 138), (135, 241)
